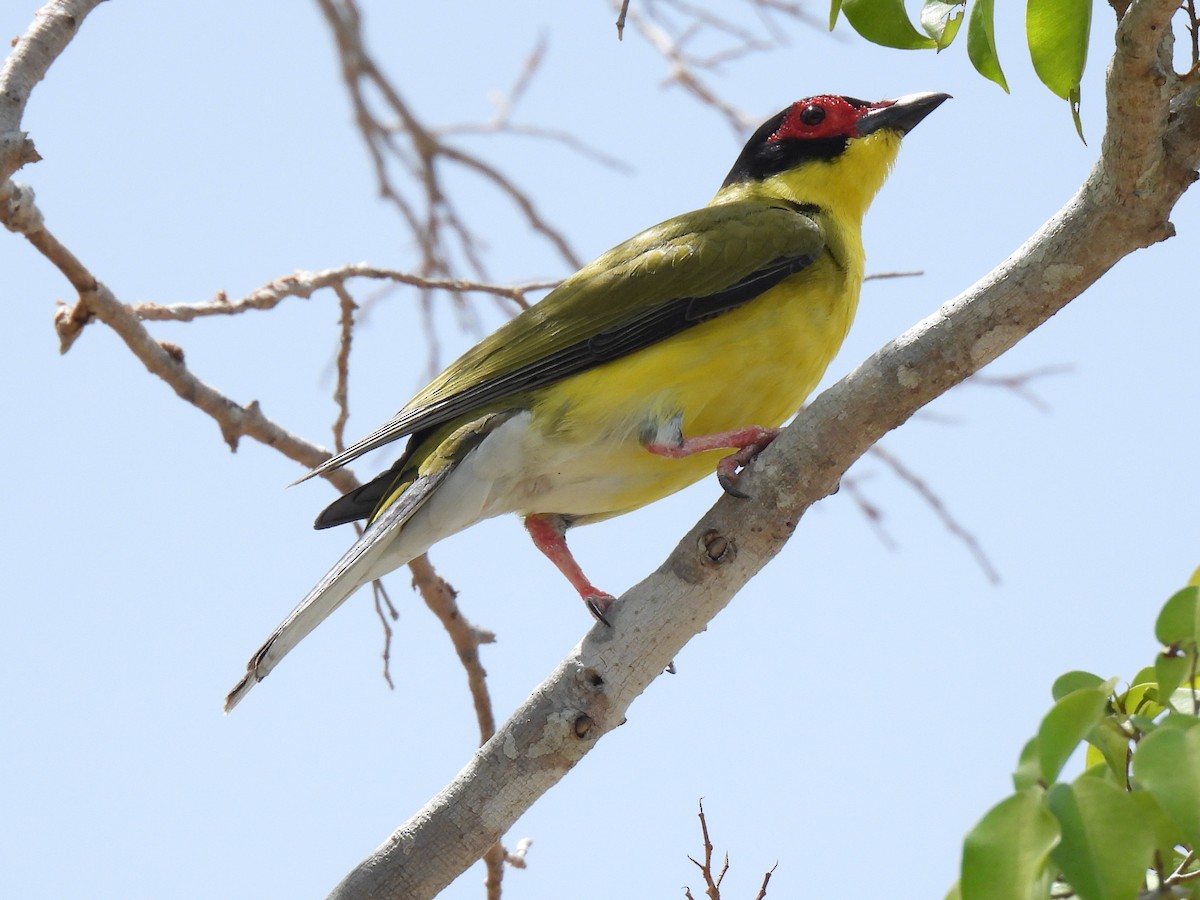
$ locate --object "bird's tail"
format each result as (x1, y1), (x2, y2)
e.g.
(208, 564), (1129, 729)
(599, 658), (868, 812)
(224, 469), (448, 712)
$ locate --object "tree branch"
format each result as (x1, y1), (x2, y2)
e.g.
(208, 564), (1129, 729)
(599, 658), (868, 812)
(0, 0), (106, 181)
(326, 3), (1200, 896)
(131, 266), (556, 324)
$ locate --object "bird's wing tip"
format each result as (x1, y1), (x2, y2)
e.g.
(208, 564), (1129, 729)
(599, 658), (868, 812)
(286, 471), (316, 489)
(287, 462), (330, 488)
(224, 674), (255, 714)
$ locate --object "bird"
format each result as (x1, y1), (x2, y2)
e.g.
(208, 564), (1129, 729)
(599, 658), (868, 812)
(225, 91), (949, 712)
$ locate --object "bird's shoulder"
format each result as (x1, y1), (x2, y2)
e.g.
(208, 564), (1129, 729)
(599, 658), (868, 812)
(301, 199), (826, 480)
(404, 200), (825, 409)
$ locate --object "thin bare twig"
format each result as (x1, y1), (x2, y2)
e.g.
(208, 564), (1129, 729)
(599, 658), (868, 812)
(838, 474), (899, 550)
(314, 0), (593, 395)
(504, 838), (532, 869)
(409, 555), (498, 742)
(753, 863), (778, 900)
(314, 0), (583, 283)
(864, 269), (924, 281)
(1182, 0), (1200, 69)
(867, 444), (1001, 584)
(332, 283), (357, 453)
(613, 0), (824, 135)
(686, 800), (729, 899)
(132, 265), (558, 323)
(630, 12), (757, 135)
(2, 7), (507, 745)
(483, 842), (504, 900)
(441, 42), (634, 173)
(967, 364), (1073, 413)
(616, 0), (632, 38)
(684, 800), (772, 899)
(370, 578), (399, 691)
(407, 554), (519, 896)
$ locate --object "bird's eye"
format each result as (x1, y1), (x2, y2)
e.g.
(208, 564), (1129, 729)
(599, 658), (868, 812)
(799, 104), (825, 126)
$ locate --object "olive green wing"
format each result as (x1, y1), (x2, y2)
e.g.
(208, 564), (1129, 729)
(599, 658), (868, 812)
(301, 199), (825, 482)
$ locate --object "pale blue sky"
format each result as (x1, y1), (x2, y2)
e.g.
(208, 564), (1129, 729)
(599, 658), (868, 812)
(5, 3), (1198, 898)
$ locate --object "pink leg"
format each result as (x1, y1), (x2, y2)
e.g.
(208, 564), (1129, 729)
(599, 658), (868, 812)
(524, 513), (615, 623)
(646, 425), (781, 498)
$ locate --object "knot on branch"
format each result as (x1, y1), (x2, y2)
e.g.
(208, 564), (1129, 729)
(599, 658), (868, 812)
(1, 178), (43, 234)
(53, 298), (92, 353)
(0, 133), (41, 182)
(572, 714), (595, 739)
(563, 665), (615, 742)
(158, 340), (185, 364)
(699, 529), (735, 567)
(218, 399), (260, 452)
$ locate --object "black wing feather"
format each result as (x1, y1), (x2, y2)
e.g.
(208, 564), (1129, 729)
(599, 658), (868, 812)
(375, 253), (814, 441)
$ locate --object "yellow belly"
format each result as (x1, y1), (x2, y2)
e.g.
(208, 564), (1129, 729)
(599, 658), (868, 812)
(521, 253), (860, 522)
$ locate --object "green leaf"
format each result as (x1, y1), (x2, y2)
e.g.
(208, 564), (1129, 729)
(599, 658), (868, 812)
(1168, 681), (1200, 716)
(829, 0), (844, 30)
(1039, 686), (1111, 784)
(1132, 789), (1190, 855)
(1131, 666), (1158, 690)
(1052, 671), (1104, 701)
(946, 883), (963, 900)
(920, 0), (965, 50)
(1156, 586), (1200, 645)
(1133, 719), (1200, 845)
(1119, 680), (1160, 718)
(1157, 652), (1192, 706)
(961, 788), (1059, 900)
(1045, 779), (1156, 900)
(1083, 718), (1130, 783)
(966, 0), (1008, 92)
(1128, 713), (1159, 734)
(1069, 85), (1086, 144)
(1155, 712), (1200, 732)
(1027, 0), (1092, 99)
(1013, 737), (1042, 792)
(841, 0), (937, 49)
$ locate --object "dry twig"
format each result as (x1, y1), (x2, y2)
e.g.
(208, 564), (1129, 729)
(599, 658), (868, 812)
(614, 0), (824, 134)
(686, 799), (729, 899)
(966, 364), (1073, 413)
(441, 36), (633, 175)
(131, 265), (557, 324)
(313, 0), (585, 366)
(683, 800), (773, 900)
(867, 444), (1001, 584)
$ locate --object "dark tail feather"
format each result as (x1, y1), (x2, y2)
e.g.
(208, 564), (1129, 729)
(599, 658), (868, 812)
(313, 457), (411, 530)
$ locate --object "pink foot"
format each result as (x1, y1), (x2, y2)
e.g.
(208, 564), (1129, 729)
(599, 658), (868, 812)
(525, 514), (615, 625)
(646, 425), (781, 498)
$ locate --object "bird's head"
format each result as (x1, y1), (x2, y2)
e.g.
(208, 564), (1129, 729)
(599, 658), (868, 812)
(719, 92), (949, 221)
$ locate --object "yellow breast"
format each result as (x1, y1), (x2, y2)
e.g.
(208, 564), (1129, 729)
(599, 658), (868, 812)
(521, 246), (862, 522)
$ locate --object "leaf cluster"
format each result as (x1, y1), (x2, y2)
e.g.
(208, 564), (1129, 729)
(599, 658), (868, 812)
(948, 580), (1200, 900)
(829, 0), (1093, 136)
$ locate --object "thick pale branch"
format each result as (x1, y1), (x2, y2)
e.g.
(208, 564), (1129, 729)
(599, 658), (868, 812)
(327, 3), (1200, 896)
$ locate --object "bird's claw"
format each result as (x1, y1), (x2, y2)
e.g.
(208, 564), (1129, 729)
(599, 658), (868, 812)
(585, 593), (615, 627)
(717, 461), (751, 499)
(717, 437), (775, 498)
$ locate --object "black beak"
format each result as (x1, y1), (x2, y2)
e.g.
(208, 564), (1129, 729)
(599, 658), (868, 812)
(857, 92), (951, 137)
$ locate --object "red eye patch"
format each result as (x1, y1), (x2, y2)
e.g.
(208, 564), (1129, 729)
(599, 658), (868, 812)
(768, 95), (884, 142)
